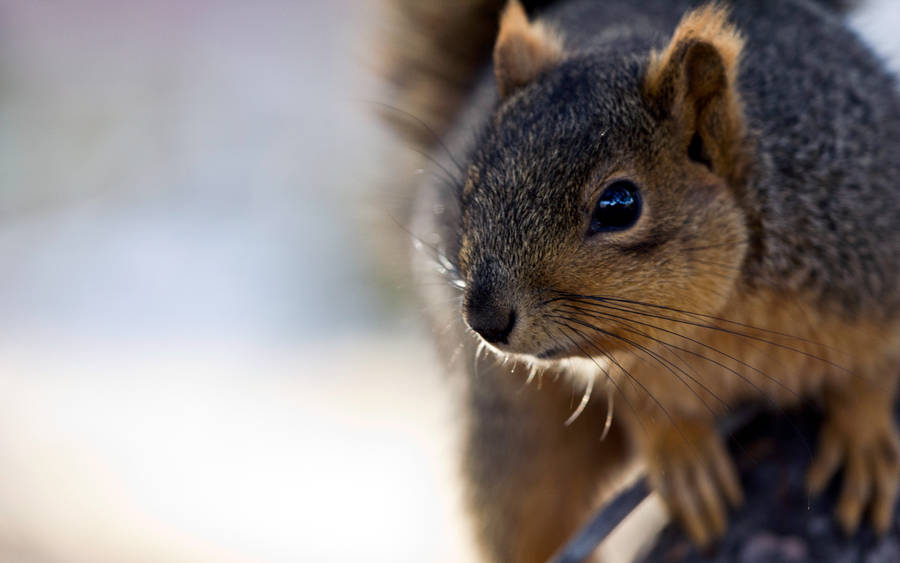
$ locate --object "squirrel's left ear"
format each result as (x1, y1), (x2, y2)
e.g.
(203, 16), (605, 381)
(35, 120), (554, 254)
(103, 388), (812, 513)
(644, 4), (747, 180)
(493, 0), (564, 98)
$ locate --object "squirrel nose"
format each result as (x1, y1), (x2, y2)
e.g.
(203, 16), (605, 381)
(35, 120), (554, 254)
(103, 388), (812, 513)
(469, 306), (517, 345)
(465, 285), (517, 345)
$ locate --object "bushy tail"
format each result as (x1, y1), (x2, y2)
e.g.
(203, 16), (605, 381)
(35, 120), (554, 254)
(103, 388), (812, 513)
(378, 1), (552, 148)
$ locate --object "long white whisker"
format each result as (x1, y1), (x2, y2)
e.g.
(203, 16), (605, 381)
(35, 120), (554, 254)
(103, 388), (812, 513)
(599, 390), (614, 441)
(564, 372), (594, 426)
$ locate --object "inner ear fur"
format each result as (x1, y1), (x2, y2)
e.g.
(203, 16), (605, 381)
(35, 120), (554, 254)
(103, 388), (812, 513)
(493, 0), (564, 98)
(644, 4), (747, 181)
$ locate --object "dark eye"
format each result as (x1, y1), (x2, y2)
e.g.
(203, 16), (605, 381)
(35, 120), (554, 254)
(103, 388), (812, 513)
(589, 181), (642, 234)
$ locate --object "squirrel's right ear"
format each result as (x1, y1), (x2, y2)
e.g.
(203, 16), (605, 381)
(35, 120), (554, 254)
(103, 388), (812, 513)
(493, 0), (564, 98)
(644, 4), (747, 180)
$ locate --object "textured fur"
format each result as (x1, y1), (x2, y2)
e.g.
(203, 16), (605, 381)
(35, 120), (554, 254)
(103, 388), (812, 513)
(379, 0), (554, 147)
(493, 0), (565, 98)
(392, 0), (900, 559)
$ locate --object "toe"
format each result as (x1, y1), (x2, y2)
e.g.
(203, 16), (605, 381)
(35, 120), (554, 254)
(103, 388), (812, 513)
(836, 448), (870, 536)
(672, 465), (710, 547)
(708, 437), (743, 507)
(870, 440), (900, 534)
(695, 463), (728, 538)
(807, 426), (843, 495)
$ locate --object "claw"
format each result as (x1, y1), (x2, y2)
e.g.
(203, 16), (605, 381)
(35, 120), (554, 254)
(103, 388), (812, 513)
(806, 425), (843, 496)
(836, 447), (869, 535)
(696, 464), (728, 538)
(642, 417), (741, 548)
(871, 445), (900, 534)
(807, 387), (900, 536)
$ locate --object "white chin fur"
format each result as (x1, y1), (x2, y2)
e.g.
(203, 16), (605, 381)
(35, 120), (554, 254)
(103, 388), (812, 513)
(558, 355), (610, 386)
(477, 337), (611, 390)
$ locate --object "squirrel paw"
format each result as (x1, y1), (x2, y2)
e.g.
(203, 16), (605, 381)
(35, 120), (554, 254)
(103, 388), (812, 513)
(643, 418), (743, 547)
(806, 406), (900, 535)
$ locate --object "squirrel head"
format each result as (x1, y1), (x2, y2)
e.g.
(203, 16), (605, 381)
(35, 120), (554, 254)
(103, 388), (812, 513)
(458, 2), (752, 361)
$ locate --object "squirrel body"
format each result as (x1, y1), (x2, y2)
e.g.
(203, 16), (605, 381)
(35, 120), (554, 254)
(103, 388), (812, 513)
(386, 0), (900, 560)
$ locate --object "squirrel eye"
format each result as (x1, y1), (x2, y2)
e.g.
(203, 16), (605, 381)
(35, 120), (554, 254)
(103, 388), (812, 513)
(589, 180), (642, 234)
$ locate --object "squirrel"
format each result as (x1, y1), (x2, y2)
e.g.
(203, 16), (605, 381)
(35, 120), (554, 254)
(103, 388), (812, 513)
(379, 0), (900, 560)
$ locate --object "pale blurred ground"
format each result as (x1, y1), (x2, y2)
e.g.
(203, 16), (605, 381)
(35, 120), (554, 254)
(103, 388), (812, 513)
(0, 0), (471, 561)
(0, 1), (897, 562)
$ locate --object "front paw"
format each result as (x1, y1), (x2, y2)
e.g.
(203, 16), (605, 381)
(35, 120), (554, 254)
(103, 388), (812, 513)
(806, 407), (900, 535)
(643, 418), (743, 547)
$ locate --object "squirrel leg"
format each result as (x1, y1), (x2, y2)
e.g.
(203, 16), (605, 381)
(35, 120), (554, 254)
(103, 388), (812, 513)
(463, 359), (629, 563)
(806, 373), (900, 535)
(632, 412), (743, 548)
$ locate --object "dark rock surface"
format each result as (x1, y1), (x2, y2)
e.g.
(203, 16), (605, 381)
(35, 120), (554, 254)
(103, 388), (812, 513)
(640, 405), (900, 563)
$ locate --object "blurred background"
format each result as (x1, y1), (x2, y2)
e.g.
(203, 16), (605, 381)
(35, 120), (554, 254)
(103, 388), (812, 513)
(0, 1), (897, 562)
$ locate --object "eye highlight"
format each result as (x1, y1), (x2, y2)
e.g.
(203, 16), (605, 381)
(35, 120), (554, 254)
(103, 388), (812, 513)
(589, 180), (642, 234)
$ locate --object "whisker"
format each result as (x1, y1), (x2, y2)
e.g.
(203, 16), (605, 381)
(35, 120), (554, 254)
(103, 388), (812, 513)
(447, 340), (466, 368)
(556, 306), (815, 469)
(600, 390), (614, 441)
(565, 372), (594, 426)
(525, 362), (540, 386)
(387, 213), (465, 289)
(553, 323), (644, 433)
(545, 291), (811, 343)
(556, 322), (688, 444)
(550, 314), (722, 417)
(408, 146), (464, 193)
(548, 292), (852, 373)
(557, 302), (800, 400)
(556, 306), (828, 459)
(365, 100), (467, 177)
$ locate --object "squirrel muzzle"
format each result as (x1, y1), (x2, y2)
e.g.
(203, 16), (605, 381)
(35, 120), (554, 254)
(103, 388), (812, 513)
(463, 259), (518, 346)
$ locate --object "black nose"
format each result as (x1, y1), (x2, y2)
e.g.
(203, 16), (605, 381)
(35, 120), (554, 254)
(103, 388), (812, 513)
(466, 289), (517, 345)
(469, 307), (516, 344)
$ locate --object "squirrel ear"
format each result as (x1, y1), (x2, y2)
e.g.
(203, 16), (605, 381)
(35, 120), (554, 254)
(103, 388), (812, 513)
(644, 4), (746, 178)
(493, 0), (564, 98)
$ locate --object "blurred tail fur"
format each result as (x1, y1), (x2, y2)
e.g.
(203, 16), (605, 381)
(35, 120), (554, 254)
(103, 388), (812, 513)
(377, 1), (553, 148)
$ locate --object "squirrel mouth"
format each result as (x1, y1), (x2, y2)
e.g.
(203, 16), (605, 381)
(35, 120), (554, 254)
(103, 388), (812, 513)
(532, 332), (625, 362)
(535, 346), (566, 359)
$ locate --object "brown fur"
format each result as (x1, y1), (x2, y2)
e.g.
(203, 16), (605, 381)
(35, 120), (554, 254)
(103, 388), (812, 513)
(592, 286), (900, 545)
(462, 357), (631, 562)
(605, 288), (900, 416)
(377, 0), (512, 147)
(493, 0), (564, 98)
(809, 376), (900, 534)
(645, 4), (744, 96)
(644, 4), (749, 186)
